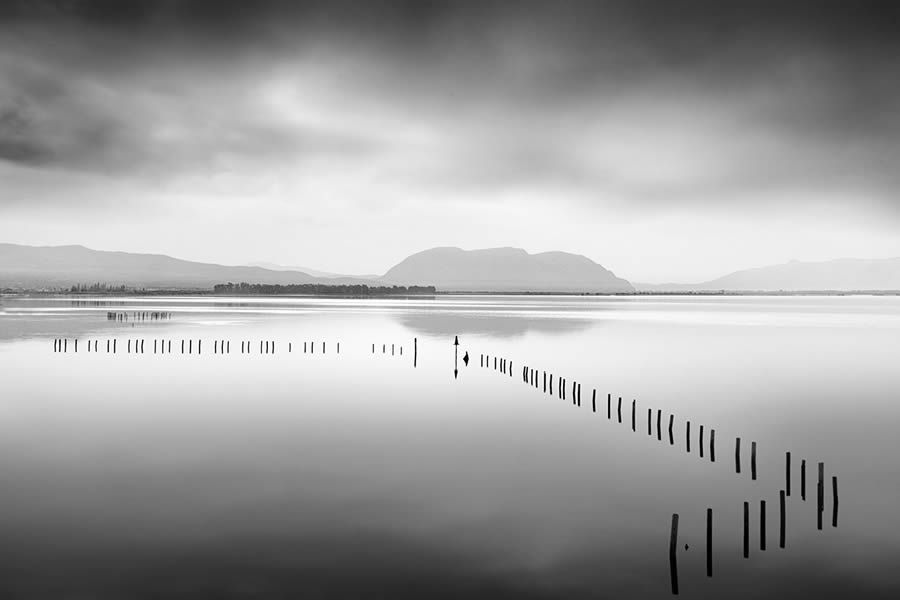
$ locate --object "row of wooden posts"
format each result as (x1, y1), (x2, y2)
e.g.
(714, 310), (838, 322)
(52, 337), (425, 369)
(476, 348), (840, 596)
(52, 338), (340, 355)
(106, 311), (171, 321)
(372, 338), (418, 367)
(669, 463), (839, 594)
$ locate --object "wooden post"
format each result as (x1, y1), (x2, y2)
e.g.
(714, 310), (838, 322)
(832, 476), (838, 527)
(592, 389), (596, 413)
(543, 371), (547, 393)
(413, 338), (416, 367)
(607, 393), (611, 419)
(710, 429), (716, 462)
(668, 414), (674, 445)
(706, 508), (713, 577)
(786, 452), (792, 497)
(817, 462), (824, 530)
(760, 500), (767, 551)
(743, 501), (750, 558)
(632, 400), (636, 432)
(686, 421), (691, 453)
(669, 514), (679, 595)
(779, 490), (786, 548)
(801, 459), (807, 500)
(549, 374), (553, 396)
(699, 425), (704, 458)
(648, 408), (652, 435)
(617, 397), (622, 422)
(735, 438), (741, 474)
(751, 442), (757, 481)
(656, 409), (662, 441)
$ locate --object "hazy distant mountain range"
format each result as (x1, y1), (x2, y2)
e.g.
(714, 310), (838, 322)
(0, 244), (370, 290)
(635, 258), (900, 292)
(1, 243), (899, 292)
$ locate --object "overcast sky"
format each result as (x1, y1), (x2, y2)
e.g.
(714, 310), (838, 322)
(1, 0), (898, 282)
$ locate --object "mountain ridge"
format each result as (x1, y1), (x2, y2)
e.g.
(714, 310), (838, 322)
(635, 257), (900, 292)
(382, 246), (634, 293)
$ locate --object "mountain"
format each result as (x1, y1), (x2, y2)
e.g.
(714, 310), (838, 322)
(636, 258), (900, 292)
(245, 262), (378, 280)
(381, 247), (633, 293)
(0, 243), (369, 290)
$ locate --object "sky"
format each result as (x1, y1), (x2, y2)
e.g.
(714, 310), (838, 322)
(1, 0), (899, 283)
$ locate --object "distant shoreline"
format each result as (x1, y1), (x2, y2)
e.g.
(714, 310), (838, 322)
(3, 289), (899, 297)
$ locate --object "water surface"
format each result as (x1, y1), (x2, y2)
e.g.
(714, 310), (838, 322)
(1, 295), (898, 598)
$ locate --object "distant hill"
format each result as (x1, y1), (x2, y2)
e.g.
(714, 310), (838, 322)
(636, 258), (900, 292)
(0, 243), (368, 290)
(381, 247), (634, 293)
(245, 262), (379, 280)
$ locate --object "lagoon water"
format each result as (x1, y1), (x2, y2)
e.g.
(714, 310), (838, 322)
(1, 295), (899, 599)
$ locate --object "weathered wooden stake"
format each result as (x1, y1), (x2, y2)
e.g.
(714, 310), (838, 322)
(592, 389), (597, 413)
(632, 400), (636, 432)
(760, 500), (767, 551)
(817, 462), (824, 530)
(668, 414), (674, 445)
(801, 459), (807, 500)
(743, 501), (750, 558)
(786, 452), (792, 496)
(670, 513), (680, 595)
(751, 441), (757, 480)
(735, 437), (742, 474)
(699, 425), (705, 458)
(832, 476), (838, 527)
(779, 489), (786, 548)
(706, 508), (713, 577)
(686, 421), (691, 453)
(618, 397), (622, 422)
(657, 409), (662, 441)
(710, 429), (716, 462)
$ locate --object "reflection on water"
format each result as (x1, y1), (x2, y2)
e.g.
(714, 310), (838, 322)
(1, 295), (899, 598)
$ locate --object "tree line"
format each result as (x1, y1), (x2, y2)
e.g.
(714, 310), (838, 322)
(212, 282), (436, 296)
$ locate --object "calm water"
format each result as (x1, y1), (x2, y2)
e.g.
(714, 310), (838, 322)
(1, 295), (899, 599)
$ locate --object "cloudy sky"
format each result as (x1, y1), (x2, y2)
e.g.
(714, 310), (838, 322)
(1, 0), (898, 282)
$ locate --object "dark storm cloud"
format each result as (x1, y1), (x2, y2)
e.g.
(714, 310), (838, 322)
(1, 0), (898, 208)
